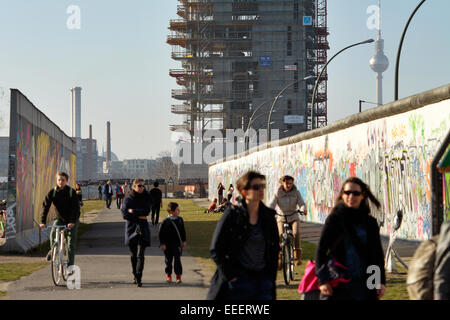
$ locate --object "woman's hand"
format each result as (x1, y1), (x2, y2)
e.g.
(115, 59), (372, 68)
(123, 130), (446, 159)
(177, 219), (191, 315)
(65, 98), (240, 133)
(128, 209), (133, 213)
(138, 216), (147, 220)
(377, 284), (386, 299)
(319, 283), (333, 296)
(161, 245), (166, 251)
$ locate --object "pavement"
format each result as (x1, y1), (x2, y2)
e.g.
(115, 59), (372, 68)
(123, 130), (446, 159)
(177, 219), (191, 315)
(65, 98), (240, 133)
(1, 206), (209, 300)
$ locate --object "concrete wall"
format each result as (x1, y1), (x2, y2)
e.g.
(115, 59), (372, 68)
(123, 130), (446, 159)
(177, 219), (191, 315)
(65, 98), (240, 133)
(209, 84), (450, 241)
(1, 89), (76, 252)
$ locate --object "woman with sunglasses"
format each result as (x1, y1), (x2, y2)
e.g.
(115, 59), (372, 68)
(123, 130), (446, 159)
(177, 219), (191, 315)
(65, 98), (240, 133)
(121, 178), (153, 287)
(207, 171), (280, 300)
(315, 177), (386, 300)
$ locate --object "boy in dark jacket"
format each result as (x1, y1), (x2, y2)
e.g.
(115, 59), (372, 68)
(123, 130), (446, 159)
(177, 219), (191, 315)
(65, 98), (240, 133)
(40, 171), (80, 266)
(159, 202), (187, 283)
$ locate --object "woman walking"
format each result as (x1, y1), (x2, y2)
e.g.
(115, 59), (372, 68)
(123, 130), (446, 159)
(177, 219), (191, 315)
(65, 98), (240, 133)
(315, 177), (386, 300)
(121, 179), (153, 287)
(207, 171), (279, 300)
(269, 175), (306, 267)
(217, 183), (225, 204)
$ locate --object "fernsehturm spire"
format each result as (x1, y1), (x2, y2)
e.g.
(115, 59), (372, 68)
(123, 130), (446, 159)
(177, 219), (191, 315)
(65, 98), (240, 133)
(369, 0), (389, 106)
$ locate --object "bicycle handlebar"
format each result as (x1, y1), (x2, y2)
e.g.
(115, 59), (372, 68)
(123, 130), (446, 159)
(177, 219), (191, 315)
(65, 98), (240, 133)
(276, 209), (306, 217)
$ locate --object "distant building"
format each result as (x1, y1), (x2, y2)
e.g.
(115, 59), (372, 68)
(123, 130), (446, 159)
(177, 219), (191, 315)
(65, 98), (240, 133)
(76, 138), (98, 182)
(123, 159), (156, 179)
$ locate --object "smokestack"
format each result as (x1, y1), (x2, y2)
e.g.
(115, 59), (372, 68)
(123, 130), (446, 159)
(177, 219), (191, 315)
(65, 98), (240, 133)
(70, 87), (82, 138)
(106, 121), (111, 162)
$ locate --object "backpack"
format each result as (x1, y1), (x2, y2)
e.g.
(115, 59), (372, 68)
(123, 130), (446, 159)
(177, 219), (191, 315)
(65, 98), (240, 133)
(406, 235), (439, 300)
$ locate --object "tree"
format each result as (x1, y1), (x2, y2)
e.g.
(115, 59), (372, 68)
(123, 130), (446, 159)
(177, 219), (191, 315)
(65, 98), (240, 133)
(154, 151), (178, 184)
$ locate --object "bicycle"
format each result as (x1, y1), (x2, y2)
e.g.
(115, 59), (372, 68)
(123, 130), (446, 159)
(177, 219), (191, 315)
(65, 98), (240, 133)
(47, 225), (71, 286)
(276, 210), (305, 285)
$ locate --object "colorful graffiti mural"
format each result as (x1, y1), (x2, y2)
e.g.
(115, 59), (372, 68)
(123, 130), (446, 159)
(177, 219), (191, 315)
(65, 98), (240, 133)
(209, 100), (450, 241)
(2, 90), (76, 251)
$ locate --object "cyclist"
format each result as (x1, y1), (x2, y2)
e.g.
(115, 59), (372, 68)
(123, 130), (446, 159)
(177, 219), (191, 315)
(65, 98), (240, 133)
(269, 175), (306, 267)
(40, 171), (80, 268)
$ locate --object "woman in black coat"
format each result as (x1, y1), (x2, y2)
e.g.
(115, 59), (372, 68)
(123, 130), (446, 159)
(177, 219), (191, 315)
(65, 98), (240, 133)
(207, 171), (280, 300)
(315, 177), (386, 300)
(121, 179), (153, 287)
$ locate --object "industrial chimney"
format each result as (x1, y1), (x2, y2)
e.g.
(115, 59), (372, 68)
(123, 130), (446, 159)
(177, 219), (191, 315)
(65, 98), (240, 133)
(70, 87), (82, 138)
(106, 121), (111, 163)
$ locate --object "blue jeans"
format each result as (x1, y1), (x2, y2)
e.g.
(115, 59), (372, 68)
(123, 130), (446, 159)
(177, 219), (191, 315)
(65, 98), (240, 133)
(225, 271), (274, 300)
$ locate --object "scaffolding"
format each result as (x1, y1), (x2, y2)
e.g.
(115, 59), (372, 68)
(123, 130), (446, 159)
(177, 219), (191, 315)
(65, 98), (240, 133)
(168, 0), (329, 137)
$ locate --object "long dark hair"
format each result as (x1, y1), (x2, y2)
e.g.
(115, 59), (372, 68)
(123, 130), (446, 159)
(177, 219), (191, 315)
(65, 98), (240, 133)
(336, 177), (381, 211)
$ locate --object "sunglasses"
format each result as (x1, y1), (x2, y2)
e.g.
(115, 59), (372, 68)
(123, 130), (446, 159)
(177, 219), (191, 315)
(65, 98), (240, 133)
(343, 190), (362, 196)
(137, 185), (145, 188)
(248, 183), (266, 191)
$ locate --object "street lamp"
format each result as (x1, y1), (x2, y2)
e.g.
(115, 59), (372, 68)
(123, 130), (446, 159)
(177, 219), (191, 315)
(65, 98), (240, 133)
(267, 75), (315, 140)
(394, 0), (427, 101)
(359, 100), (378, 113)
(311, 39), (374, 130)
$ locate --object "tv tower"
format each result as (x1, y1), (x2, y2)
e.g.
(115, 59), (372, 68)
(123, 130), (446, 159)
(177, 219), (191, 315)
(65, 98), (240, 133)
(369, 0), (389, 106)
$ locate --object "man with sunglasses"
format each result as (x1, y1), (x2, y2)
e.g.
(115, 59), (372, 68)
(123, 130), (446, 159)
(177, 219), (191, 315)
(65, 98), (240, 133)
(121, 179), (153, 287)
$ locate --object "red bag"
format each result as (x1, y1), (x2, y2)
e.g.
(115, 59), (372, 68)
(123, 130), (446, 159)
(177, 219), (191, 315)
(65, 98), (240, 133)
(298, 259), (352, 294)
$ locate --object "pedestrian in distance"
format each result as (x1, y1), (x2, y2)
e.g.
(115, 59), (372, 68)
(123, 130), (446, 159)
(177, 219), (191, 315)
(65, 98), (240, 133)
(214, 198), (229, 213)
(75, 184), (83, 208)
(217, 182), (225, 205)
(98, 184), (102, 200)
(150, 181), (163, 226)
(269, 175), (307, 267)
(121, 178), (153, 287)
(207, 171), (280, 300)
(103, 180), (113, 209)
(123, 181), (132, 199)
(115, 183), (124, 209)
(159, 202), (187, 284)
(227, 184), (234, 202)
(205, 198), (218, 213)
(40, 171), (80, 267)
(315, 177), (386, 300)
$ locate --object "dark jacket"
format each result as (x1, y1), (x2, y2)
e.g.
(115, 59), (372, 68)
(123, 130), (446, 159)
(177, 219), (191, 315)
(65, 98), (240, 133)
(103, 184), (113, 199)
(434, 221), (450, 300)
(315, 202), (386, 299)
(149, 187), (163, 205)
(159, 216), (186, 248)
(41, 185), (80, 224)
(207, 199), (280, 300)
(121, 190), (153, 247)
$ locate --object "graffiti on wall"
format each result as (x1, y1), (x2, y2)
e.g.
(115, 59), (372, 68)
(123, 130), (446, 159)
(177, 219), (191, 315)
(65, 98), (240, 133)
(209, 100), (450, 241)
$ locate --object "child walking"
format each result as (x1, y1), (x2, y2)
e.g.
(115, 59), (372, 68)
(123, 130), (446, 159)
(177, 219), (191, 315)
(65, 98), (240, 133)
(159, 202), (187, 283)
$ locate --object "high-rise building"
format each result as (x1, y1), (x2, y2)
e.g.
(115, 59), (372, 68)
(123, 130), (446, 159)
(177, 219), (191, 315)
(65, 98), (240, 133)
(168, 0), (328, 139)
(70, 87), (82, 138)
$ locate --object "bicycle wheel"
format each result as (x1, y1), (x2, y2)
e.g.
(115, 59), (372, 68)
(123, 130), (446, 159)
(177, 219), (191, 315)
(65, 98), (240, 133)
(282, 243), (291, 285)
(61, 236), (69, 281)
(289, 240), (295, 281)
(51, 243), (62, 286)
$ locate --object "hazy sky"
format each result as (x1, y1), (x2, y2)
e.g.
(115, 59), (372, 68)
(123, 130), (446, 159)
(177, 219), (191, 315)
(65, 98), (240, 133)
(0, 0), (448, 160)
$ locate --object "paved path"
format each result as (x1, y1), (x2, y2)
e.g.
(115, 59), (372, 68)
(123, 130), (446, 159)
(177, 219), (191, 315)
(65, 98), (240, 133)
(2, 207), (209, 300)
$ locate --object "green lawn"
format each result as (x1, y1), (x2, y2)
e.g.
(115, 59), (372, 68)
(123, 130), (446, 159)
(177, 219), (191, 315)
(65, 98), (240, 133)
(0, 262), (49, 282)
(172, 199), (409, 300)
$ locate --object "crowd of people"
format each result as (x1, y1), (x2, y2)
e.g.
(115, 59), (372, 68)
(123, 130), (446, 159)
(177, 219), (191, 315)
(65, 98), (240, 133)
(34, 169), (449, 300)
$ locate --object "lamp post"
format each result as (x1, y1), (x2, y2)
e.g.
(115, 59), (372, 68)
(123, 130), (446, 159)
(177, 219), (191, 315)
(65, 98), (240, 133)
(245, 110), (277, 150)
(394, 0), (427, 101)
(311, 39), (374, 130)
(267, 75), (315, 140)
(359, 100), (378, 113)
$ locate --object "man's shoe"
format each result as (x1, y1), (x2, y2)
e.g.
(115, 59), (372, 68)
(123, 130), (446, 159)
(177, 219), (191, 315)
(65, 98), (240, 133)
(166, 274), (172, 283)
(176, 275), (182, 284)
(137, 280), (142, 287)
(46, 250), (52, 261)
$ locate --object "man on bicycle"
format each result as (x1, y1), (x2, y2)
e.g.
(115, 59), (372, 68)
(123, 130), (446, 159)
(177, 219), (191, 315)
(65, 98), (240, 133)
(269, 175), (306, 267)
(40, 171), (80, 268)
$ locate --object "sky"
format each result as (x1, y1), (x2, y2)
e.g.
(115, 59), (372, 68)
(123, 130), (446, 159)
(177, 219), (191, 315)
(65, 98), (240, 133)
(0, 0), (448, 160)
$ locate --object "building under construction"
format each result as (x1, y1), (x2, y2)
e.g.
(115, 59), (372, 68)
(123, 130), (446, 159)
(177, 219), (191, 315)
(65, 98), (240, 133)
(168, 0), (329, 182)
